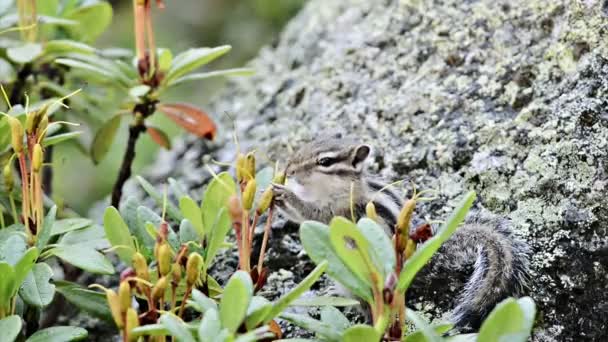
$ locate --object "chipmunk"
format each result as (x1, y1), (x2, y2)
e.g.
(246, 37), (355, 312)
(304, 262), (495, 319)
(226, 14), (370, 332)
(271, 137), (531, 330)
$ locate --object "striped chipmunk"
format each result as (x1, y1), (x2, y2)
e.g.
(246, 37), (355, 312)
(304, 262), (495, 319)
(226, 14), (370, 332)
(271, 136), (531, 330)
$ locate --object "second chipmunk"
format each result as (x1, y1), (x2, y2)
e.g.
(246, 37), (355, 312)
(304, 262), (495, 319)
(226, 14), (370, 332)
(271, 136), (531, 330)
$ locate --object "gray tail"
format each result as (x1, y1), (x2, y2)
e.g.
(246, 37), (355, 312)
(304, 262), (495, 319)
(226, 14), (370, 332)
(434, 211), (531, 330)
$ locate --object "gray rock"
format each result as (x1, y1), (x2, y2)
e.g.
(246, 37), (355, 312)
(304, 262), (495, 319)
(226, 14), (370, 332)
(142, 0), (608, 340)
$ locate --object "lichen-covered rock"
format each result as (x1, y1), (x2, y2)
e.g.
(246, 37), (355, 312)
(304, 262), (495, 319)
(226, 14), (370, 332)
(145, 0), (608, 340)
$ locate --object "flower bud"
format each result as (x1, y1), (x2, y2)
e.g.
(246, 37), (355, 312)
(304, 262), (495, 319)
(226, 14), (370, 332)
(36, 114), (48, 140)
(272, 171), (286, 185)
(365, 201), (377, 221)
(6, 116), (23, 153)
(396, 199), (415, 233)
(236, 153), (246, 182)
(242, 179), (256, 210)
(228, 195), (242, 223)
(32, 144), (43, 173)
(151, 276), (168, 302)
(245, 152), (256, 179)
(125, 307), (140, 341)
(132, 252), (149, 281)
(256, 188), (273, 215)
(186, 252), (203, 287)
(404, 238), (417, 260)
(3, 164), (13, 192)
(106, 289), (124, 328)
(172, 262), (182, 284)
(157, 243), (171, 277)
(118, 281), (132, 313)
(26, 105), (48, 135)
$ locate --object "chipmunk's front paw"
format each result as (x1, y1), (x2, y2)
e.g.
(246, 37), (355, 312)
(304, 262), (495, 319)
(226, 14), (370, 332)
(271, 183), (304, 221)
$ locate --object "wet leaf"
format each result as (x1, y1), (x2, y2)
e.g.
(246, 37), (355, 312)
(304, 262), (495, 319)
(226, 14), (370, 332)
(158, 102), (216, 139)
(147, 126), (171, 149)
(91, 114), (122, 164)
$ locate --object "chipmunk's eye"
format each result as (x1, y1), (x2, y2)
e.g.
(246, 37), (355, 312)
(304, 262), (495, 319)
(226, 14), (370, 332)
(317, 157), (334, 167)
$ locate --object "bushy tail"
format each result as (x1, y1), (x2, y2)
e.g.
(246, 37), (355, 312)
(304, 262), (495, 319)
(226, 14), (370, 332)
(432, 211), (531, 330)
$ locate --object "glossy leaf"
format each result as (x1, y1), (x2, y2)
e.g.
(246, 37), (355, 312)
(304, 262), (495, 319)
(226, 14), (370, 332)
(188, 289), (218, 313)
(342, 324), (380, 342)
(268, 261), (328, 320)
(219, 271), (253, 333)
(159, 313), (196, 342)
(58, 225), (110, 250)
(55, 58), (117, 82)
(131, 324), (169, 337)
(157, 48), (173, 72)
(329, 217), (375, 288)
(477, 297), (536, 342)
(0, 233), (27, 266)
(49, 245), (114, 274)
(179, 219), (199, 245)
(198, 308), (221, 342)
(180, 196), (204, 238)
(299, 221), (372, 302)
(91, 114), (122, 164)
(165, 45), (231, 84)
(120, 197), (154, 252)
(26, 326), (88, 342)
(42, 131), (82, 147)
(0, 315), (22, 342)
(146, 126), (171, 149)
(19, 263), (55, 308)
(129, 85), (151, 98)
(397, 191), (476, 292)
(13, 248), (40, 295)
(103, 206), (136, 264)
(357, 218), (395, 277)
(245, 296), (272, 330)
(7, 43), (43, 63)
(64, 2), (112, 43)
(51, 218), (92, 235)
(0, 58), (15, 82)
(55, 281), (113, 323)
(157, 103), (216, 139)
(0, 263), (15, 309)
(169, 67), (254, 86)
(43, 40), (95, 56)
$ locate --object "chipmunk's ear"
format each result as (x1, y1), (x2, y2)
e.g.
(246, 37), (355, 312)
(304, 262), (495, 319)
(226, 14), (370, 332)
(351, 144), (371, 170)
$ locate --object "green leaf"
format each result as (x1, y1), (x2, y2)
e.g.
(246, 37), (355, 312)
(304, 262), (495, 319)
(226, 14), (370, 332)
(120, 197), (154, 252)
(188, 289), (217, 313)
(179, 219), (199, 245)
(0, 315), (22, 342)
(131, 324), (169, 337)
(103, 206), (136, 264)
(43, 40), (95, 56)
(55, 281), (113, 323)
(204, 207), (231, 272)
(180, 196), (204, 238)
(136, 176), (182, 222)
(268, 261), (328, 320)
(0, 234), (27, 266)
(91, 114), (122, 164)
(48, 245), (114, 274)
(51, 218), (92, 236)
(128, 85), (150, 99)
(165, 45), (232, 85)
(329, 217), (376, 288)
(42, 131), (82, 147)
(0, 263), (15, 310)
(253, 166), (273, 210)
(26, 326), (87, 342)
(245, 296), (272, 330)
(219, 270), (253, 332)
(58, 225), (110, 250)
(137, 206), (180, 251)
(36, 206), (56, 250)
(198, 308), (221, 342)
(36, 0), (58, 16)
(320, 306), (350, 332)
(404, 323), (454, 342)
(279, 312), (341, 342)
(300, 221), (372, 302)
(342, 324), (380, 342)
(55, 58), (115, 81)
(13, 248), (40, 294)
(397, 191), (476, 292)
(7, 43), (43, 64)
(290, 296), (359, 307)
(168, 68), (255, 87)
(158, 48), (173, 72)
(477, 297), (536, 342)
(64, 2), (112, 43)
(405, 308), (441, 342)
(444, 334), (477, 342)
(201, 172), (236, 234)
(357, 218), (395, 277)
(159, 313), (196, 342)
(19, 263), (55, 308)
(0, 58), (15, 83)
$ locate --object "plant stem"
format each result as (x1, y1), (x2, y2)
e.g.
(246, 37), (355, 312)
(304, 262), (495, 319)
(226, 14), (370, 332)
(256, 206), (273, 274)
(240, 210), (250, 272)
(9, 195), (18, 224)
(111, 122), (146, 207)
(177, 286), (192, 318)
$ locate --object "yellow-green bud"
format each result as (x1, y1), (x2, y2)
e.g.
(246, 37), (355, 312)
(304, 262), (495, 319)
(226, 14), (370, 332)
(32, 144), (43, 173)
(272, 171), (286, 185)
(245, 152), (256, 179)
(118, 281), (132, 313)
(125, 307), (140, 342)
(3, 164), (13, 192)
(404, 238), (417, 260)
(36, 114), (48, 140)
(172, 262), (182, 283)
(242, 179), (256, 210)
(6, 116), (23, 153)
(366, 201), (378, 221)
(106, 289), (124, 328)
(186, 252), (203, 287)
(256, 188), (273, 215)
(151, 276), (168, 302)
(26, 105), (49, 135)
(132, 252), (149, 281)
(396, 199), (415, 233)
(235, 153), (246, 182)
(157, 243), (171, 277)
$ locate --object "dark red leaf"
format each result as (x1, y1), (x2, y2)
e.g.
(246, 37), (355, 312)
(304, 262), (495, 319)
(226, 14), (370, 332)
(146, 126), (171, 149)
(158, 102), (216, 140)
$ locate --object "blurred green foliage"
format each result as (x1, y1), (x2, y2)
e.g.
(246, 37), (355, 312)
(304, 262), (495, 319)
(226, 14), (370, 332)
(54, 0), (305, 214)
